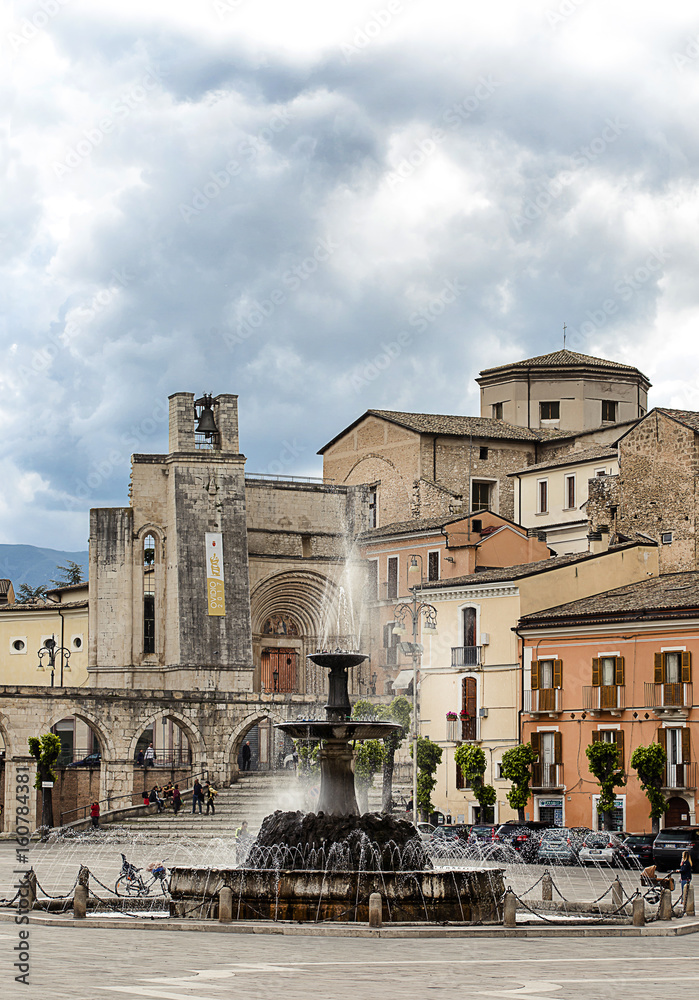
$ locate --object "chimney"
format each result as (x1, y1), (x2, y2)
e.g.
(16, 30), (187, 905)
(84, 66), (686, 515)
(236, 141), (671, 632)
(587, 529), (609, 555)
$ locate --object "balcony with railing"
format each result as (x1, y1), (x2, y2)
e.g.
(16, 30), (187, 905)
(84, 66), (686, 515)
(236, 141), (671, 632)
(446, 715), (479, 742)
(583, 685), (625, 715)
(644, 682), (693, 716)
(524, 688), (562, 715)
(663, 762), (698, 790)
(451, 646), (482, 668)
(531, 762), (564, 789)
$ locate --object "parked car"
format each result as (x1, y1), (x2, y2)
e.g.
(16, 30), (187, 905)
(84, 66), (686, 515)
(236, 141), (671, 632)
(578, 832), (632, 867)
(537, 826), (591, 864)
(416, 822), (436, 842)
(622, 833), (656, 867)
(494, 821), (551, 862)
(431, 826), (464, 844)
(467, 824), (500, 851)
(653, 827), (699, 871)
(66, 752), (101, 768)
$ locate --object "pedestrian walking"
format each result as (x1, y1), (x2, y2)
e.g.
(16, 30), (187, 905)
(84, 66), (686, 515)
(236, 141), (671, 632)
(90, 802), (100, 828)
(205, 783), (218, 815)
(144, 743), (156, 766)
(242, 741), (252, 771)
(172, 784), (181, 815)
(680, 850), (693, 907)
(192, 778), (203, 814)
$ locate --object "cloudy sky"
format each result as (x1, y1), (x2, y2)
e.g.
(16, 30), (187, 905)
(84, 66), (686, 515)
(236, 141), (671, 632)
(3, 1), (699, 549)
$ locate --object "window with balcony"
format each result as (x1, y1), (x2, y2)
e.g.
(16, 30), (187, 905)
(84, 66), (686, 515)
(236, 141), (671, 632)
(658, 727), (694, 789)
(531, 730), (563, 787)
(647, 651), (692, 710)
(587, 655), (625, 711)
(529, 658), (562, 713)
(452, 607), (481, 667)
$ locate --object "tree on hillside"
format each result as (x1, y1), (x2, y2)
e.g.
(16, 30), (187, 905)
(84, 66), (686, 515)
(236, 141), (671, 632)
(51, 560), (85, 587)
(15, 583), (47, 604)
(586, 740), (626, 831)
(500, 743), (538, 823)
(631, 742), (669, 834)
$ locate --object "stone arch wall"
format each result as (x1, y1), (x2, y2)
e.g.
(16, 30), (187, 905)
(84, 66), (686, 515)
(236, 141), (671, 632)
(44, 705), (118, 764)
(126, 708), (206, 768)
(341, 454), (412, 526)
(221, 708), (288, 781)
(250, 569), (335, 637)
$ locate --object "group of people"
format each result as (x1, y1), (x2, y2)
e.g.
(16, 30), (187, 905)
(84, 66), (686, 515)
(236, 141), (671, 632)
(191, 778), (218, 814)
(136, 742), (157, 767)
(142, 782), (182, 814)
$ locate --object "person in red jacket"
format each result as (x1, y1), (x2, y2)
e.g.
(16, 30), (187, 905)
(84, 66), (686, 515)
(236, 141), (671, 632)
(90, 802), (100, 829)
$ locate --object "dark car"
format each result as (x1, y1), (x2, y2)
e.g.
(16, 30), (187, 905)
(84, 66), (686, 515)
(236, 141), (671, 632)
(653, 827), (699, 872)
(432, 824), (470, 844)
(66, 752), (101, 768)
(494, 821), (551, 862)
(468, 824), (499, 845)
(622, 833), (656, 867)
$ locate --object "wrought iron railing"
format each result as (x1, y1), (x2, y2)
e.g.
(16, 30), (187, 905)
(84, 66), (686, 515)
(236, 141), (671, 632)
(524, 688), (562, 713)
(451, 646), (482, 667)
(531, 763), (564, 788)
(583, 685), (625, 712)
(664, 762), (698, 789)
(644, 682), (693, 710)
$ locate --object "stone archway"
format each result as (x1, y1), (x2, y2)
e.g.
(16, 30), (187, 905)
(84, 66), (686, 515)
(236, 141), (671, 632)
(666, 795), (691, 827)
(223, 710), (288, 781)
(127, 709), (206, 772)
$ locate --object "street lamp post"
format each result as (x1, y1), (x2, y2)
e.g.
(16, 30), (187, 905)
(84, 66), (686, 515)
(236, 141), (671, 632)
(392, 554), (438, 829)
(37, 636), (71, 688)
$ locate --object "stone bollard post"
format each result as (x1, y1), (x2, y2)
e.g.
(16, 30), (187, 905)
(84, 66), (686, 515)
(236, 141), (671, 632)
(685, 884), (695, 916)
(611, 877), (623, 910)
(23, 871), (37, 911)
(503, 889), (517, 928)
(632, 896), (645, 926)
(658, 887), (673, 921)
(73, 884), (88, 920)
(541, 873), (552, 901)
(218, 886), (233, 923)
(368, 892), (382, 928)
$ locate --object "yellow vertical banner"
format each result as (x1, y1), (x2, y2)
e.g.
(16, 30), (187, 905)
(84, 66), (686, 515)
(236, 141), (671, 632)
(205, 532), (226, 616)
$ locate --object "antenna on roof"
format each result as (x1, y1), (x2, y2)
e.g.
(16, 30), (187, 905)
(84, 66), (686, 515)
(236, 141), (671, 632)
(563, 322), (567, 349)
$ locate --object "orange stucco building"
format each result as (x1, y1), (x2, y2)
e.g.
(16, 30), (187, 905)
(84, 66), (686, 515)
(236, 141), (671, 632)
(519, 573), (699, 832)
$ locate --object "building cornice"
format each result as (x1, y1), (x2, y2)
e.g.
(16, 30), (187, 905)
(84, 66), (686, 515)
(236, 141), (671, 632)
(425, 585), (519, 602)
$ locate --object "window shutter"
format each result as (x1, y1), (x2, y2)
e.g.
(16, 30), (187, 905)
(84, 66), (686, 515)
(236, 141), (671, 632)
(530, 731), (540, 758)
(654, 652), (664, 684)
(531, 660), (540, 690)
(592, 731), (602, 742)
(682, 651), (692, 684)
(553, 731), (562, 763)
(592, 658), (600, 687)
(682, 727), (691, 763)
(615, 656), (625, 686)
(615, 730), (625, 770)
(553, 659), (563, 689)
(657, 727), (667, 753)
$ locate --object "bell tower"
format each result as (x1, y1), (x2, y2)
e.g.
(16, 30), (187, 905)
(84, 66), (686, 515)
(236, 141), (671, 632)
(89, 392), (253, 691)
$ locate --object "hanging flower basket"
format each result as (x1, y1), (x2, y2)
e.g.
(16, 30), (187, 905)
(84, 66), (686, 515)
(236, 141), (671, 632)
(446, 711), (458, 721)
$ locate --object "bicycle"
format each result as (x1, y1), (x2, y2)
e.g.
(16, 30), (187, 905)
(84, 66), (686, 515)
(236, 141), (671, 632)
(114, 854), (169, 897)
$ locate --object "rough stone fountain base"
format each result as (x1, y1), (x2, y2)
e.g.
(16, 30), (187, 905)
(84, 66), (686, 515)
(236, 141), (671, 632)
(169, 865), (505, 924)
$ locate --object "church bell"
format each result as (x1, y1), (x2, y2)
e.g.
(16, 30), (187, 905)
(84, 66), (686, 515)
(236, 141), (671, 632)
(194, 394), (218, 438)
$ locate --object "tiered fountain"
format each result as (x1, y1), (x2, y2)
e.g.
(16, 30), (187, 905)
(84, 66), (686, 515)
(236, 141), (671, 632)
(169, 652), (504, 923)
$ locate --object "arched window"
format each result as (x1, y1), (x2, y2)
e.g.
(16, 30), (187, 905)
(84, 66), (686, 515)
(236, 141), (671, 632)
(143, 534), (155, 655)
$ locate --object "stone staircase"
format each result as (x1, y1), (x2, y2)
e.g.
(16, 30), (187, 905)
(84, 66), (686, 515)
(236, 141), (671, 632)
(106, 771), (304, 840)
(105, 772), (413, 841)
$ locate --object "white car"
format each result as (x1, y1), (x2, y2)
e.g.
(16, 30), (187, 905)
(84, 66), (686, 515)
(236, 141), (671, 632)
(416, 822), (436, 842)
(578, 832), (630, 867)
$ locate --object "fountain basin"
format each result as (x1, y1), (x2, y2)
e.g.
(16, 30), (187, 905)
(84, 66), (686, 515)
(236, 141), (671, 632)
(169, 866), (505, 923)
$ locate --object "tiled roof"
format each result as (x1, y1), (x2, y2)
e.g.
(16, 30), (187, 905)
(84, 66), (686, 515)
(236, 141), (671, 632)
(0, 579), (12, 595)
(366, 410), (542, 441)
(479, 350), (645, 376)
(419, 542), (648, 590)
(518, 571), (699, 626)
(0, 599), (88, 612)
(657, 408), (699, 434)
(509, 446), (618, 476)
(359, 514), (469, 541)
